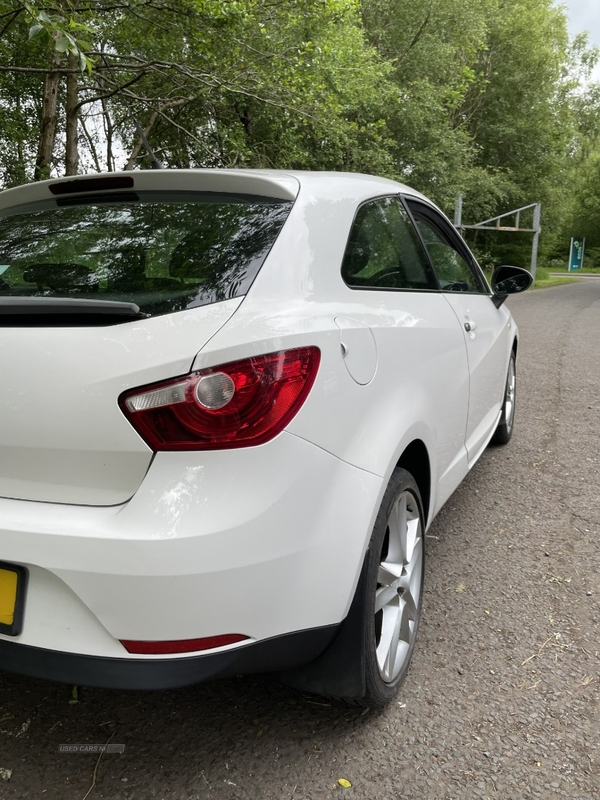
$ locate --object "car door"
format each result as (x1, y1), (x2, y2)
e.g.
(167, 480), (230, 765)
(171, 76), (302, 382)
(339, 195), (471, 514)
(405, 198), (512, 464)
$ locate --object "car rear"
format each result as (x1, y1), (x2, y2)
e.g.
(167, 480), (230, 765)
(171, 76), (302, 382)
(0, 170), (386, 688)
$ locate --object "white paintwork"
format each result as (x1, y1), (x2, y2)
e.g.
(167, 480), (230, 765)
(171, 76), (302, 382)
(197, 292), (470, 521)
(443, 293), (511, 462)
(0, 169), (519, 671)
(0, 432), (382, 652)
(0, 298), (243, 504)
(334, 317), (378, 385)
(0, 169), (300, 212)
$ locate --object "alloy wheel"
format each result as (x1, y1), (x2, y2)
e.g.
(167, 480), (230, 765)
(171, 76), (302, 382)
(374, 490), (423, 683)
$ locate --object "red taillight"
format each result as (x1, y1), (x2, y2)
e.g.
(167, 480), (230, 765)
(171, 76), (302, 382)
(119, 346), (320, 451)
(120, 634), (249, 655)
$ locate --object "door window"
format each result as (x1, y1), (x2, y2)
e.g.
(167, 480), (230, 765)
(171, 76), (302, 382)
(407, 201), (487, 294)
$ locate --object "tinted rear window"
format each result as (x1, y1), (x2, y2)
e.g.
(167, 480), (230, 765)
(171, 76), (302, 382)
(0, 192), (292, 317)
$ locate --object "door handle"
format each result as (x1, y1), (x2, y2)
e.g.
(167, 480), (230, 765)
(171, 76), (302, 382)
(464, 320), (477, 332)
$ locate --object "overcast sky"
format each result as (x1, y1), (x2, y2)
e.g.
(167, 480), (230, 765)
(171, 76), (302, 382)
(561, 0), (600, 80)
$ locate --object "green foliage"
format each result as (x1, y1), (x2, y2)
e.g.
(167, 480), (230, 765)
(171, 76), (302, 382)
(360, 0), (495, 203)
(454, 0), (577, 265)
(565, 151), (600, 250)
(0, 0), (597, 275)
(24, 2), (94, 72)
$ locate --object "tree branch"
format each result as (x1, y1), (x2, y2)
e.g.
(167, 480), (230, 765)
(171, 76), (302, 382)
(0, 7), (23, 40)
(397, 10), (431, 64)
(79, 112), (102, 171)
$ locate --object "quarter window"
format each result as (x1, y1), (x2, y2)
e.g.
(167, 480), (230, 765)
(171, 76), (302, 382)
(341, 197), (438, 291)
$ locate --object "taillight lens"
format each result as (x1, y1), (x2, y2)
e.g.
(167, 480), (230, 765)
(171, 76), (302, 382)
(119, 346), (320, 451)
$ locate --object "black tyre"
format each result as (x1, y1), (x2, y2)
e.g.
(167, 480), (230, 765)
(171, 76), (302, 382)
(357, 467), (425, 707)
(491, 352), (516, 445)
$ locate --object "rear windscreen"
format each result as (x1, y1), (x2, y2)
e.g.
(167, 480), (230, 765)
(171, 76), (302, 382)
(0, 192), (292, 317)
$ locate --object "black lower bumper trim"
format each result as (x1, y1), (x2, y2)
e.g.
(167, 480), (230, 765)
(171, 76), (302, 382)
(0, 625), (339, 690)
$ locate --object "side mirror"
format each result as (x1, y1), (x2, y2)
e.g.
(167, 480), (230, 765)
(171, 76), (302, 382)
(491, 265), (533, 307)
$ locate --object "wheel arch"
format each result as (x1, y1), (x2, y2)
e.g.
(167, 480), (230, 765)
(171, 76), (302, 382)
(281, 459), (428, 703)
(395, 439), (431, 527)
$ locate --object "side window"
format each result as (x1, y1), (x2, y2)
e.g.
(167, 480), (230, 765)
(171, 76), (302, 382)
(408, 202), (487, 293)
(341, 196), (438, 291)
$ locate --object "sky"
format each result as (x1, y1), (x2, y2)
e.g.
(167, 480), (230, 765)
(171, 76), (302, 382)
(561, 0), (600, 81)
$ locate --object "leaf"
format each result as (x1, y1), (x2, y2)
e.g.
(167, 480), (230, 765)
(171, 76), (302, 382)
(338, 778), (352, 788)
(54, 32), (70, 53)
(28, 23), (43, 40)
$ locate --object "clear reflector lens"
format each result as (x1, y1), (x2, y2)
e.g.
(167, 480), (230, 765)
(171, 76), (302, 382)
(195, 372), (235, 409)
(125, 381), (188, 412)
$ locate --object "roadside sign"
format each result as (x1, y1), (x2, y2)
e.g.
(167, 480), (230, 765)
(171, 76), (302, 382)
(568, 237), (585, 271)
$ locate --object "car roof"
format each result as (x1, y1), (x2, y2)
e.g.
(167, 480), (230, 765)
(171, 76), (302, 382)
(268, 169), (430, 204)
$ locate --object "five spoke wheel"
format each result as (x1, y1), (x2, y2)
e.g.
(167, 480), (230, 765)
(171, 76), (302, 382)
(374, 489), (423, 683)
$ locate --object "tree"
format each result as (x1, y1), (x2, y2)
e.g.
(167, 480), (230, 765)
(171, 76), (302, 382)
(0, 0), (598, 278)
(0, 0), (397, 179)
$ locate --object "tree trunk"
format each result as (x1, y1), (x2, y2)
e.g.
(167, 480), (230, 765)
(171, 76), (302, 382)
(101, 93), (115, 171)
(34, 51), (61, 181)
(65, 52), (79, 175)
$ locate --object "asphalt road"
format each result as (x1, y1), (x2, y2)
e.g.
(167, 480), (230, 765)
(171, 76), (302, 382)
(1, 282), (599, 799)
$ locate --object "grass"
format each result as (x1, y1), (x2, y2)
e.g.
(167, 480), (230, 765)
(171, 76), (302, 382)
(533, 266), (578, 289)
(543, 264), (600, 274)
(473, 264), (591, 290)
(534, 261), (600, 288)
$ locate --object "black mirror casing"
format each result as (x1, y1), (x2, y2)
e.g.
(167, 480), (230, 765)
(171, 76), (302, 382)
(491, 265), (533, 307)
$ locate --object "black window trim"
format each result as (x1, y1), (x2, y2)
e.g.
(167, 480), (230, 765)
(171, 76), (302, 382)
(341, 193), (441, 295)
(403, 196), (491, 296)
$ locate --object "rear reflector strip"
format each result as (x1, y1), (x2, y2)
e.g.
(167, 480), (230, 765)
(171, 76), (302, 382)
(57, 192), (139, 206)
(120, 634), (249, 655)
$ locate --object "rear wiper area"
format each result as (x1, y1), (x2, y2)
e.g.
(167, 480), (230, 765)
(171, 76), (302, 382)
(0, 296), (148, 326)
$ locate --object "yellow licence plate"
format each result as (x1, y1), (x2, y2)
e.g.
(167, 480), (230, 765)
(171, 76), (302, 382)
(0, 563), (26, 636)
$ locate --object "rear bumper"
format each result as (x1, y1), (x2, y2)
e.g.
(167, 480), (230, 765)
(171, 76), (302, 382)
(0, 431), (383, 675)
(0, 625), (338, 690)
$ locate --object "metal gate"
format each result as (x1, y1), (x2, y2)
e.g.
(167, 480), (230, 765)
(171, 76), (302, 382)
(454, 195), (541, 278)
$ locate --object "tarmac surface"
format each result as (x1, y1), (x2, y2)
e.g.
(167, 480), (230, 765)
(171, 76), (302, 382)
(0, 281), (598, 799)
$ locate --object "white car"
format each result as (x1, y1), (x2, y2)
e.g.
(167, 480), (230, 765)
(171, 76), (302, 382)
(0, 169), (531, 706)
